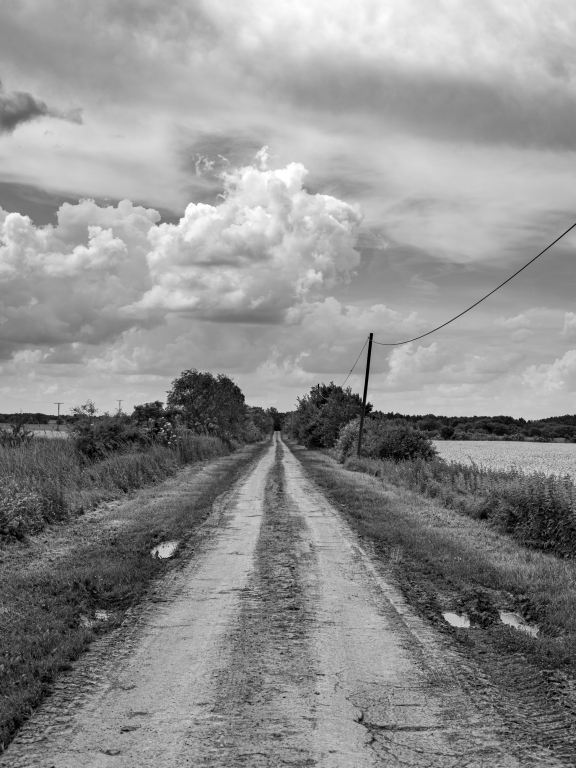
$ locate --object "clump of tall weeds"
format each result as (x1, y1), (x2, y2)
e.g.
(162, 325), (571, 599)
(0, 432), (230, 543)
(346, 454), (576, 557)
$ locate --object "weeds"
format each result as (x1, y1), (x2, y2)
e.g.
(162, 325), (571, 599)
(0, 433), (229, 543)
(345, 454), (576, 557)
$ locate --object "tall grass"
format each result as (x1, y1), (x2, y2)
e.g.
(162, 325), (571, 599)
(345, 455), (576, 557)
(0, 433), (229, 541)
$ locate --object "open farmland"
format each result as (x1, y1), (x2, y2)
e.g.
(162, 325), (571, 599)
(434, 439), (576, 479)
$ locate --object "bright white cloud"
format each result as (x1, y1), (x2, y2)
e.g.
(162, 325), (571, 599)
(131, 156), (363, 321)
(523, 350), (576, 393)
(0, 156), (363, 362)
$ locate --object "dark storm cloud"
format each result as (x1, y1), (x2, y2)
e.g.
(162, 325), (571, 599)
(0, 80), (82, 134)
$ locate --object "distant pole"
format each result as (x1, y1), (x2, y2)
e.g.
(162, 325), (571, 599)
(117, 400), (123, 414)
(357, 333), (373, 457)
(54, 402), (64, 431)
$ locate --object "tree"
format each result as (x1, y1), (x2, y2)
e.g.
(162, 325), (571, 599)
(291, 382), (371, 448)
(132, 401), (165, 425)
(266, 407), (284, 431)
(166, 369), (246, 439)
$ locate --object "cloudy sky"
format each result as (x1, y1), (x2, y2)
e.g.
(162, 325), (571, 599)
(1, 0), (576, 418)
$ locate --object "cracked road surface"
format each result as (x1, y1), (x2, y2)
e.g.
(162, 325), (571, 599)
(1, 434), (563, 766)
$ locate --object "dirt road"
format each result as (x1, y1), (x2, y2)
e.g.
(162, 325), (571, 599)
(1, 434), (564, 766)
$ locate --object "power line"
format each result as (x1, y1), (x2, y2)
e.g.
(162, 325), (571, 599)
(373, 219), (576, 347)
(342, 336), (369, 387)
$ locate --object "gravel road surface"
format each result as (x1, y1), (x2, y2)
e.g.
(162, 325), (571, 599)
(1, 434), (563, 767)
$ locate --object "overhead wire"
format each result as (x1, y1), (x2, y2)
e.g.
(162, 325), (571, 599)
(372, 219), (576, 347)
(341, 336), (369, 387)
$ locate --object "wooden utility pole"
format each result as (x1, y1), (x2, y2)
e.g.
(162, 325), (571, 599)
(54, 402), (63, 432)
(357, 333), (373, 456)
(117, 400), (123, 414)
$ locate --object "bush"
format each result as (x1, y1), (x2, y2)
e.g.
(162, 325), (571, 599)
(336, 418), (437, 463)
(290, 383), (369, 448)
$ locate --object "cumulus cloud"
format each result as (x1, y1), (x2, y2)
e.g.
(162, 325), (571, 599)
(562, 312), (576, 340)
(0, 155), (363, 364)
(0, 198), (158, 357)
(523, 350), (576, 393)
(385, 343), (448, 390)
(494, 313), (531, 330)
(0, 79), (82, 134)
(128, 154), (363, 322)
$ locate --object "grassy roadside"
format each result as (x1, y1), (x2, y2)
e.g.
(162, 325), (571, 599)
(290, 441), (576, 669)
(291, 441), (576, 759)
(0, 433), (230, 541)
(0, 439), (269, 753)
(344, 452), (576, 558)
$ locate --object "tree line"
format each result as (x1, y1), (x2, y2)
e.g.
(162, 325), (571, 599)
(286, 382), (576, 466)
(0, 370), (283, 457)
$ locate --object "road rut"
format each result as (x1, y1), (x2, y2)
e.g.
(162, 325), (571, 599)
(1, 434), (563, 766)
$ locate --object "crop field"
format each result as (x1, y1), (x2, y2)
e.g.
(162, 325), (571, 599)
(433, 439), (576, 479)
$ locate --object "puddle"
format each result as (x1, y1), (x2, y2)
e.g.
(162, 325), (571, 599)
(499, 611), (539, 637)
(442, 612), (471, 628)
(81, 610), (111, 628)
(151, 541), (179, 559)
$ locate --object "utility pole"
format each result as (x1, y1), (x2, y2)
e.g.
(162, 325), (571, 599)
(54, 402), (64, 432)
(357, 333), (373, 456)
(117, 400), (123, 414)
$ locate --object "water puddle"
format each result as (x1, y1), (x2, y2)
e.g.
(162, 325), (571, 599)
(499, 611), (539, 637)
(442, 612), (471, 628)
(151, 540), (179, 559)
(81, 610), (111, 628)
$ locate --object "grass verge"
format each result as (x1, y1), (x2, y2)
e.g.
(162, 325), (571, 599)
(291, 442), (576, 673)
(0, 433), (229, 541)
(344, 453), (576, 558)
(0, 439), (268, 753)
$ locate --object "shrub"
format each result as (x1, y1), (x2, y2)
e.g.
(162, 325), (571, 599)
(0, 417), (34, 448)
(336, 418), (437, 463)
(290, 383), (369, 448)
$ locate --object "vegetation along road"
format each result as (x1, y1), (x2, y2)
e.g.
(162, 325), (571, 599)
(2, 433), (573, 766)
